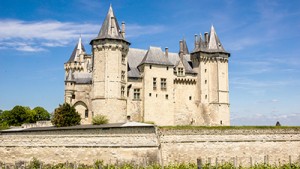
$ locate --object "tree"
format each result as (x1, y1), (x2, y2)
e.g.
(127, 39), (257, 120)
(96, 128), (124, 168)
(51, 103), (81, 127)
(0, 110), (10, 127)
(33, 107), (50, 121)
(7, 106), (28, 126)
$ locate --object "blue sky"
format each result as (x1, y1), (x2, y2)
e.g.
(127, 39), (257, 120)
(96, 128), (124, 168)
(0, 0), (299, 126)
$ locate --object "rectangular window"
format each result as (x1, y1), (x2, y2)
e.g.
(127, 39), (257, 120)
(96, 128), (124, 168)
(85, 109), (88, 118)
(121, 71), (125, 81)
(153, 78), (157, 90)
(165, 94), (168, 99)
(134, 89), (140, 100)
(122, 54), (125, 64)
(121, 86), (125, 97)
(178, 67), (184, 76)
(161, 78), (167, 90)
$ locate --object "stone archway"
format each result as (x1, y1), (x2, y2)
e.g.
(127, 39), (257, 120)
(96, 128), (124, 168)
(73, 101), (89, 124)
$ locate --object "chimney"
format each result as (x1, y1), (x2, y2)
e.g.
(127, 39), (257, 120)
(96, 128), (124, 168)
(121, 21), (126, 38)
(165, 47), (169, 57)
(204, 32), (209, 44)
(194, 34), (199, 49)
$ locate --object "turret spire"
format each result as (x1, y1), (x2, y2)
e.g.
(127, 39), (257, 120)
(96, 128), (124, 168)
(67, 36), (86, 63)
(182, 38), (189, 54)
(94, 5), (125, 41)
(208, 25), (225, 52)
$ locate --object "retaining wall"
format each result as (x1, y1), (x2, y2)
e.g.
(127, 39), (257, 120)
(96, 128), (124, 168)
(1, 126), (300, 166)
(159, 128), (300, 166)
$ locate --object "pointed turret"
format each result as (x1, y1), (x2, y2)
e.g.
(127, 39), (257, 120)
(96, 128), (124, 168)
(207, 25), (225, 52)
(67, 36), (86, 63)
(90, 5), (130, 124)
(182, 39), (189, 55)
(91, 5), (129, 43)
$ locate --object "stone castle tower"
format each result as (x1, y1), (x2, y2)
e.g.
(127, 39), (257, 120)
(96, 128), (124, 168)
(90, 6), (130, 123)
(64, 5), (230, 126)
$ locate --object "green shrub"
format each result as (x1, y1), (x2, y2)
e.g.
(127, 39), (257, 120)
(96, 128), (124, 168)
(51, 103), (81, 127)
(27, 157), (42, 169)
(92, 114), (109, 125)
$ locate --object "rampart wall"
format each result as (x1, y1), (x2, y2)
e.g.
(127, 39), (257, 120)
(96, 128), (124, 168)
(0, 126), (159, 165)
(159, 128), (300, 166)
(1, 126), (300, 166)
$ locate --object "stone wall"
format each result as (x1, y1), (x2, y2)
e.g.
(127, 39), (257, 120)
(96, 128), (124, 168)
(0, 126), (159, 165)
(1, 126), (300, 166)
(159, 128), (300, 166)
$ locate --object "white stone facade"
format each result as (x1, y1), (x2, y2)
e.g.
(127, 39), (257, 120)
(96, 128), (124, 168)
(64, 6), (230, 126)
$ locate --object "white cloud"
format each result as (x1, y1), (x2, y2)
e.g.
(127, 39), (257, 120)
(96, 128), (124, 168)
(16, 45), (45, 52)
(0, 19), (166, 52)
(0, 19), (98, 52)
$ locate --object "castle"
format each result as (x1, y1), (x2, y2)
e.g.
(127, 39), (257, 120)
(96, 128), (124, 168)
(64, 5), (230, 126)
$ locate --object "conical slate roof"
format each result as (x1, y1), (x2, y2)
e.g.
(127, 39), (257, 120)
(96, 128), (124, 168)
(193, 25), (229, 54)
(92, 5), (128, 43)
(67, 37), (85, 63)
(207, 25), (225, 52)
(182, 39), (189, 54)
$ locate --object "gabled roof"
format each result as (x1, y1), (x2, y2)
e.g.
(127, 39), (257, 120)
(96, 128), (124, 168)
(181, 55), (196, 74)
(137, 46), (173, 68)
(128, 67), (141, 78)
(67, 37), (86, 63)
(91, 5), (128, 43)
(73, 72), (92, 84)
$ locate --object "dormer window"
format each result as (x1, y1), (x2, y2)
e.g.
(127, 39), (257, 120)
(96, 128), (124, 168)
(178, 67), (184, 76)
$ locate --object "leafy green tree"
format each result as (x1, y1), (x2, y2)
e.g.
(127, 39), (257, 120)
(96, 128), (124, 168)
(0, 110), (10, 129)
(51, 103), (81, 127)
(24, 107), (36, 123)
(7, 106), (28, 126)
(33, 107), (50, 121)
(0, 106), (51, 127)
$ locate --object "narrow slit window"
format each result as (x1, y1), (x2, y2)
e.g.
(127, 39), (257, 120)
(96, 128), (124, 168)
(153, 78), (157, 90)
(161, 78), (167, 90)
(121, 86), (125, 97)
